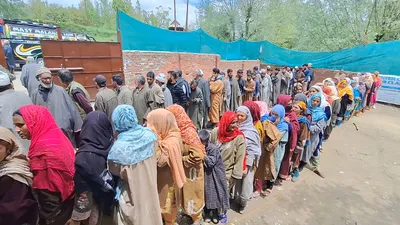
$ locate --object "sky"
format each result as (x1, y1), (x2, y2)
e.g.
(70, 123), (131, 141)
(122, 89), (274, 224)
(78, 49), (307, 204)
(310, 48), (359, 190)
(47, 0), (199, 26)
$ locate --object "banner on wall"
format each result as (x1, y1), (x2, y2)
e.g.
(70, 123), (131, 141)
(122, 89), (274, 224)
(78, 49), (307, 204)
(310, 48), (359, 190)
(377, 75), (400, 105)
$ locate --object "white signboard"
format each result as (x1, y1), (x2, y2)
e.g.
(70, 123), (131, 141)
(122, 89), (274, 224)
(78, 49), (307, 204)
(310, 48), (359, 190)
(377, 75), (400, 105)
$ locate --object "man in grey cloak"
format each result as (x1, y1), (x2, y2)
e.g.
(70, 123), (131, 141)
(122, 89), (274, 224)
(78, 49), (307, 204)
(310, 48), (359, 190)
(30, 67), (83, 147)
(20, 56), (41, 96)
(227, 69), (240, 111)
(194, 69), (210, 129)
(188, 80), (203, 130)
(260, 69), (273, 106)
(271, 68), (283, 104)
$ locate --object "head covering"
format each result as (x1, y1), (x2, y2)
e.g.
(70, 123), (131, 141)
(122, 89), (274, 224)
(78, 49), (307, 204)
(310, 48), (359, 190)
(156, 73), (166, 83)
(307, 94), (327, 122)
(261, 105), (289, 132)
(166, 105), (205, 152)
(195, 69), (204, 76)
(75, 111), (114, 199)
(0, 127), (33, 186)
(35, 67), (51, 77)
(147, 109), (186, 188)
(294, 93), (308, 104)
(79, 111), (113, 156)
(20, 105), (75, 201)
(243, 101), (261, 124)
(323, 78), (335, 86)
(108, 105), (157, 165)
(338, 80), (354, 100)
(217, 111), (243, 144)
(297, 101), (306, 111)
(0, 71), (11, 86)
(255, 101), (269, 117)
(276, 94), (292, 108)
(311, 85), (330, 108)
(236, 106), (261, 157)
(323, 87), (333, 105)
(93, 75), (107, 85)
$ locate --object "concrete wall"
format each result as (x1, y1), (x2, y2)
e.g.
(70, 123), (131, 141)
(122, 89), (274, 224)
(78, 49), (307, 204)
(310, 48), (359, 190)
(123, 51), (260, 87)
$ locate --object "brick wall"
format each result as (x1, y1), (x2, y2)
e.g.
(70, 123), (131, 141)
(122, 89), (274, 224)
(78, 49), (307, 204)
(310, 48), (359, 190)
(123, 51), (260, 87)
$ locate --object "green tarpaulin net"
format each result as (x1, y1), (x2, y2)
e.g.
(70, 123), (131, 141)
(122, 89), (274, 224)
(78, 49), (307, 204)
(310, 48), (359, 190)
(118, 10), (400, 76)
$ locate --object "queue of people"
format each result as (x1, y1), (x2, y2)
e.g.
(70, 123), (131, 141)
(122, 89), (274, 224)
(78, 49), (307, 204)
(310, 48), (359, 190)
(0, 63), (382, 225)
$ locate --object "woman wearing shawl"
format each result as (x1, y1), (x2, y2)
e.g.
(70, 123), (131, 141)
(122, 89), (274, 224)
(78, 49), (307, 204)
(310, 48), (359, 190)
(323, 78), (335, 87)
(364, 73), (375, 109)
(260, 105), (289, 190)
(290, 102), (310, 182)
(210, 111), (246, 189)
(370, 72), (383, 109)
(235, 106), (261, 212)
(347, 79), (362, 119)
(300, 94), (326, 178)
(309, 85), (332, 122)
(0, 127), (38, 225)
(166, 105), (205, 224)
(357, 76), (368, 115)
(107, 105), (162, 225)
(275, 95), (300, 182)
(255, 101), (269, 117)
(243, 101), (264, 142)
(67, 111), (115, 225)
(199, 130), (229, 224)
(323, 86), (341, 140)
(336, 79), (354, 126)
(146, 109), (186, 225)
(12, 105), (75, 225)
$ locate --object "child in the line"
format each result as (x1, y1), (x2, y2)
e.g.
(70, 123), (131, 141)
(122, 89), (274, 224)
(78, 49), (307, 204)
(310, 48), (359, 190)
(199, 130), (229, 224)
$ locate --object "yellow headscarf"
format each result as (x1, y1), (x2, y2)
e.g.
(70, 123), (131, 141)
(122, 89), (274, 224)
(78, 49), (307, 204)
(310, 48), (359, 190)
(338, 80), (354, 101)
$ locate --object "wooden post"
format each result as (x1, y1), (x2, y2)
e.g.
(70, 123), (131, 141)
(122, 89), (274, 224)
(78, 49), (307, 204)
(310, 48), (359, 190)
(174, 0), (177, 31)
(185, 0), (189, 31)
(56, 27), (62, 41)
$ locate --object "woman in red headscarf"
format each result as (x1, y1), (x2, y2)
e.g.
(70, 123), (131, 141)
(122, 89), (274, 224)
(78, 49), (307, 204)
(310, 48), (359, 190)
(12, 105), (75, 225)
(166, 105), (205, 225)
(276, 95), (300, 182)
(210, 111), (245, 189)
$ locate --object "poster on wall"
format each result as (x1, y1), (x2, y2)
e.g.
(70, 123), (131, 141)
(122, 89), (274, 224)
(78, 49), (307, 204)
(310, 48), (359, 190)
(377, 75), (400, 105)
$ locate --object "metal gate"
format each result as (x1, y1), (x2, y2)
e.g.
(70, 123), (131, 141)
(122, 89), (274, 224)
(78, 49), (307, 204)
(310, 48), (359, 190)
(40, 40), (123, 99)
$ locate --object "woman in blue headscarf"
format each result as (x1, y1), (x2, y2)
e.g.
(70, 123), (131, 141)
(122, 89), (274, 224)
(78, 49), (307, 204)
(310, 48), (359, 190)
(300, 94), (326, 178)
(235, 106), (261, 213)
(107, 105), (163, 225)
(261, 104), (289, 189)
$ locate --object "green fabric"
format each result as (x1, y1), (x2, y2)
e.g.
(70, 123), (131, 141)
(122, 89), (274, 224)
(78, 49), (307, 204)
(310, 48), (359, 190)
(118, 10), (400, 76)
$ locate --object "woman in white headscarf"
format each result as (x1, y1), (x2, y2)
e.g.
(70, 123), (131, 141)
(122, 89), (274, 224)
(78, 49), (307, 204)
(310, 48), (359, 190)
(235, 106), (261, 213)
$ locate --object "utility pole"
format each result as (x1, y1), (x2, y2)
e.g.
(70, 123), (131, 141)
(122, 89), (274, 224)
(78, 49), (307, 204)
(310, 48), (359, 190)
(174, 0), (177, 31)
(185, 0), (189, 31)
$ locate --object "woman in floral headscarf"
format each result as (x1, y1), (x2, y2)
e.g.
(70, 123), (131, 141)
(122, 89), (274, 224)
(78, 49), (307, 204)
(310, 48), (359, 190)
(166, 105), (205, 225)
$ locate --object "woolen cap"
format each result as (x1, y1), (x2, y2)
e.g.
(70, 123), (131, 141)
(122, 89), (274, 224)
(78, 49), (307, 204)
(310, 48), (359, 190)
(0, 71), (11, 86)
(156, 73), (166, 83)
(36, 67), (52, 77)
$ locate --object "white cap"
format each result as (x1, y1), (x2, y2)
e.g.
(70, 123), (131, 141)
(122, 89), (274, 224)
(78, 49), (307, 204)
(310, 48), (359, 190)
(0, 71), (11, 86)
(156, 73), (166, 83)
(195, 69), (204, 76)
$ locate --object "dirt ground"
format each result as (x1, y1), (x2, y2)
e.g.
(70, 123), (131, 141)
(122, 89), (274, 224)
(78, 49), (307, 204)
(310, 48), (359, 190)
(224, 104), (400, 225)
(12, 72), (400, 225)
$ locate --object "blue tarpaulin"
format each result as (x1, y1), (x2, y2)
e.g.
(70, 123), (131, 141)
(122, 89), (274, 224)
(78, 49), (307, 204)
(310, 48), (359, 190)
(118, 10), (400, 76)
